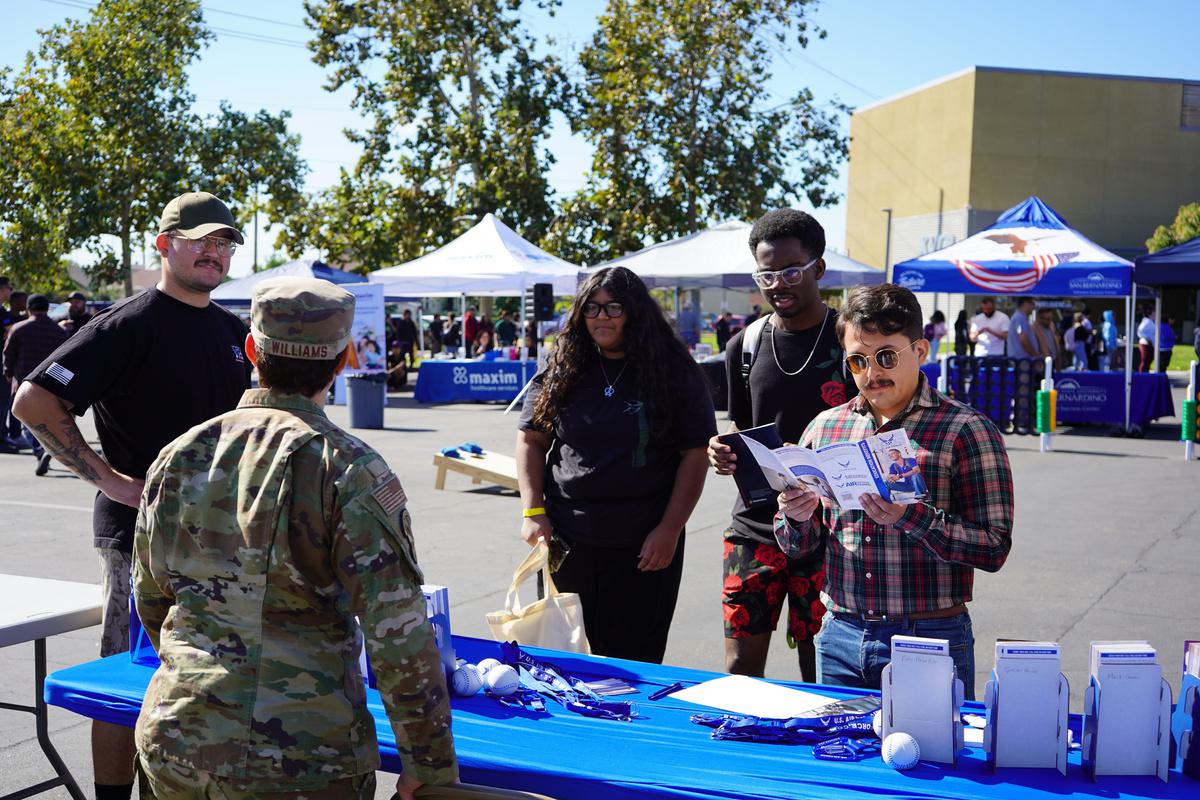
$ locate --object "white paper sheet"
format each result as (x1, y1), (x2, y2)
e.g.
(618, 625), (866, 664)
(670, 675), (833, 718)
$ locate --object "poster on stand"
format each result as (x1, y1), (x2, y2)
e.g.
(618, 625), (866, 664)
(333, 282), (386, 405)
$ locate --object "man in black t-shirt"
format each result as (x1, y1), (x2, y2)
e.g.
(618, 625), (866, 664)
(14, 192), (251, 800)
(707, 210), (856, 682)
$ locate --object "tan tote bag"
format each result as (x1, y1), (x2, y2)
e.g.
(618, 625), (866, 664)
(485, 542), (591, 654)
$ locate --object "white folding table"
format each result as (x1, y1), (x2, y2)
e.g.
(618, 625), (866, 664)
(0, 574), (102, 800)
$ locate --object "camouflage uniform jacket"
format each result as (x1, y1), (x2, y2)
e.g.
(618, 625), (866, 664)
(133, 389), (458, 789)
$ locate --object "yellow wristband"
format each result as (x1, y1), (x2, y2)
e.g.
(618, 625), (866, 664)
(523, 507), (547, 518)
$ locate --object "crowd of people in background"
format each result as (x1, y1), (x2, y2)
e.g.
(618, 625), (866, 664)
(0, 278), (95, 469)
(913, 295), (1196, 373)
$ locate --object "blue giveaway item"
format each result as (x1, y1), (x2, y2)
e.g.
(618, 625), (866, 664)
(813, 736), (881, 762)
(439, 447), (462, 459)
(460, 442), (484, 454)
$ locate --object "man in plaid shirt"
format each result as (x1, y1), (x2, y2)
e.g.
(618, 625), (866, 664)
(775, 284), (1013, 698)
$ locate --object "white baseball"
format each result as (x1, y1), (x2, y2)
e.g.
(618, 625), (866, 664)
(881, 732), (920, 770)
(484, 664), (520, 696)
(450, 664), (483, 696)
(871, 710), (883, 739)
(476, 658), (502, 676)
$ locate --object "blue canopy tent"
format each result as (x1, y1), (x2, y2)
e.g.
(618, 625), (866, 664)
(210, 259), (366, 306)
(1135, 237), (1200, 369)
(892, 196), (1140, 429)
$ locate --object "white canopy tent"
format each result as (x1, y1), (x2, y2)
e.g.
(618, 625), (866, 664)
(591, 221), (885, 290)
(370, 213), (583, 297)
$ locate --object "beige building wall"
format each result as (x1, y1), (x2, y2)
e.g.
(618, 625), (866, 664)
(969, 69), (1200, 255)
(846, 67), (1200, 270)
(845, 69), (976, 268)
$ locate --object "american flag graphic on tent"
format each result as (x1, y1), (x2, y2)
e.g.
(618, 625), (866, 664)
(955, 252), (1079, 292)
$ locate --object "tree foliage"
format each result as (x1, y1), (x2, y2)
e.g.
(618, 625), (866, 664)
(285, 0), (567, 270)
(0, 0), (306, 295)
(1147, 202), (1200, 253)
(545, 0), (848, 265)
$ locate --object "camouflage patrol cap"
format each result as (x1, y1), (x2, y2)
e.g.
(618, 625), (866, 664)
(251, 277), (355, 361)
(158, 192), (245, 244)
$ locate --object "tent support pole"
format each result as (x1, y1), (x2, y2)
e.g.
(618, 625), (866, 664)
(1153, 293), (1162, 372)
(1125, 289), (1134, 432)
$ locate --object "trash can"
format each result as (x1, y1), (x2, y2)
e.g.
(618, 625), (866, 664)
(346, 372), (387, 429)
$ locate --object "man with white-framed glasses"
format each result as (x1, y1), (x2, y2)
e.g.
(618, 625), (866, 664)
(14, 192), (252, 800)
(774, 283), (1013, 698)
(707, 209), (855, 684)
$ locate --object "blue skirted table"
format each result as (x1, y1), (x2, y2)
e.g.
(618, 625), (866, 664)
(44, 635), (1196, 799)
(920, 365), (1174, 429)
(414, 360), (533, 404)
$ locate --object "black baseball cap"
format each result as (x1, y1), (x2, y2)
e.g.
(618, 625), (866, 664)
(27, 294), (50, 312)
(67, 291), (86, 301)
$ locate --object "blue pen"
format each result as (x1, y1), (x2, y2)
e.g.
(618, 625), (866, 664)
(647, 681), (686, 701)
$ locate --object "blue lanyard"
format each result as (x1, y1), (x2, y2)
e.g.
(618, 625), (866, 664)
(813, 736), (880, 762)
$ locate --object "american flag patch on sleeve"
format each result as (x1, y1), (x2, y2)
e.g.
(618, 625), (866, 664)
(372, 475), (407, 515)
(46, 362), (75, 386)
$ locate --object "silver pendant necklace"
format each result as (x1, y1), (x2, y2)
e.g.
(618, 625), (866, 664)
(598, 356), (629, 397)
(768, 307), (829, 377)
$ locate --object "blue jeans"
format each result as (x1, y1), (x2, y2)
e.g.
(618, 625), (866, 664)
(815, 610), (976, 699)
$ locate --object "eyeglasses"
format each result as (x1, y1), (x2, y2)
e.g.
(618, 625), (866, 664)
(170, 234), (238, 257)
(751, 258), (819, 289)
(844, 340), (921, 375)
(582, 301), (624, 319)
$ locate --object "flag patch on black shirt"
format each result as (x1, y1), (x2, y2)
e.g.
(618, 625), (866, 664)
(46, 362), (74, 385)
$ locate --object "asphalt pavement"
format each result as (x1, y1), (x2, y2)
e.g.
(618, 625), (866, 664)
(2, 381), (1197, 797)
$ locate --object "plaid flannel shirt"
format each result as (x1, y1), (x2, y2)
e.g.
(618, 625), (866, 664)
(774, 374), (1013, 617)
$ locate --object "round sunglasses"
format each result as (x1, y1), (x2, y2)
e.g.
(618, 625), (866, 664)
(844, 339), (921, 374)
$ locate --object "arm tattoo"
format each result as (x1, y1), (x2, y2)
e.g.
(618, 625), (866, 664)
(31, 413), (103, 483)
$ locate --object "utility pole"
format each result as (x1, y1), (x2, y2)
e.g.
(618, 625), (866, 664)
(253, 184), (260, 271)
(881, 207), (893, 282)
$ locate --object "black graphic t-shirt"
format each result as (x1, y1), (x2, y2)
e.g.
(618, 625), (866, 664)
(725, 308), (857, 543)
(26, 288), (251, 553)
(519, 355), (717, 547)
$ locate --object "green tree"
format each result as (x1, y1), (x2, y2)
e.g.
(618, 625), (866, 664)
(1147, 202), (1200, 253)
(546, 0), (848, 264)
(284, 0), (567, 270)
(0, 0), (306, 295)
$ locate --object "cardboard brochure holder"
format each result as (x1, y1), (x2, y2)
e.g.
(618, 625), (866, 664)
(1081, 642), (1171, 782)
(881, 635), (964, 767)
(982, 641), (1068, 774)
(1171, 672), (1200, 778)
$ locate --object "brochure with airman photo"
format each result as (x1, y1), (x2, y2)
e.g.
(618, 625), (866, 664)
(722, 423), (927, 512)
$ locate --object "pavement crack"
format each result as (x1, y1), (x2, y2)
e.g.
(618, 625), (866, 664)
(1056, 503), (1200, 642)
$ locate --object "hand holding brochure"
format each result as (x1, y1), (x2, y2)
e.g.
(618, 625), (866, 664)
(721, 423), (927, 512)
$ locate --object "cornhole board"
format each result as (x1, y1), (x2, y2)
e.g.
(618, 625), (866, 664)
(433, 449), (519, 492)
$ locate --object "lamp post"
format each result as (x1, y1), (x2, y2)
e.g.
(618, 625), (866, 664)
(881, 208), (894, 282)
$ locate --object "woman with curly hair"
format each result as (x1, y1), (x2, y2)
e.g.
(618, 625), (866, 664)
(516, 266), (716, 663)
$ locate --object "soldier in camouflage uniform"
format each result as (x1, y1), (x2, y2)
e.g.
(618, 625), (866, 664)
(133, 277), (458, 799)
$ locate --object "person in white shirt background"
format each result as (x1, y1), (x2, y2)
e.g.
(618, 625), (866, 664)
(969, 297), (1010, 357)
(1136, 307), (1157, 372)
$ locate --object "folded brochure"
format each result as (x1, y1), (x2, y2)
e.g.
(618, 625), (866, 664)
(720, 423), (927, 512)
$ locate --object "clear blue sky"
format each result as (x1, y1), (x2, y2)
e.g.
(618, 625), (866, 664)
(5, 0), (1198, 277)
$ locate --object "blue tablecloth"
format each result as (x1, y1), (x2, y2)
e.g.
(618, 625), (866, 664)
(920, 366), (1174, 428)
(44, 636), (1194, 799)
(414, 360), (533, 404)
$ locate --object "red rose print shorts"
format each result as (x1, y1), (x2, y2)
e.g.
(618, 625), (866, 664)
(722, 533), (825, 641)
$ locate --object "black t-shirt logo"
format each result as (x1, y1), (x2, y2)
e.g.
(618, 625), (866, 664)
(231, 345), (244, 363)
